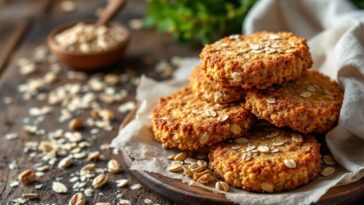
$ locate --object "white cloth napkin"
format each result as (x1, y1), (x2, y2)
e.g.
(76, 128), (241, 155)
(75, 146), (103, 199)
(112, 1), (364, 204)
(244, 0), (364, 182)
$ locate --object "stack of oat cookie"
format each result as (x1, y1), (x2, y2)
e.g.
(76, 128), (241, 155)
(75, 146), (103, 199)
(152, 32), (343, 193)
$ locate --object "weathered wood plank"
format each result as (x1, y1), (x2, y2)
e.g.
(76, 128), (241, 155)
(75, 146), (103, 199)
(0, 0), (8, 6)
(0, 0), (51, 75)
(0, 0), (196, 204)
(0, 21), (29, 75)
(0, 0), (51, 21)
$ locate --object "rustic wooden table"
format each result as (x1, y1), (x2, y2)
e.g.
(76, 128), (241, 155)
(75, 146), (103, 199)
(0, 0), (198, 204)
(0, 1), (363, 205)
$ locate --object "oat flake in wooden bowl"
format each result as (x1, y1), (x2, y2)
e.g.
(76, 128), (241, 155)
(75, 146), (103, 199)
(48, 21), (130, 70)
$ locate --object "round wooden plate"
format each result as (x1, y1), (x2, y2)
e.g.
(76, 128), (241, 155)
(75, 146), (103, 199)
(119, 109), (364, 205)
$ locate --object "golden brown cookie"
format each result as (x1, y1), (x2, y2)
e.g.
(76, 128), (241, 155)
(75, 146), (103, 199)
(246, 70), (343, 134)
(209, 127), (321, 193)
(152, 87), (254, 150)
(200, 32), (312, 89)
(189, 66), (246, 104)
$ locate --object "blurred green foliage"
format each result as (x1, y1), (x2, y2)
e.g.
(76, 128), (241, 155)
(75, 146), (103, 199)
(144, 0), (364, 45)
(351, 0), (364, 8)
(144, 0), (257, 45)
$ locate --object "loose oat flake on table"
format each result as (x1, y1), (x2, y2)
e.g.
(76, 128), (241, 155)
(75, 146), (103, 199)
(5, 43), (143, 204)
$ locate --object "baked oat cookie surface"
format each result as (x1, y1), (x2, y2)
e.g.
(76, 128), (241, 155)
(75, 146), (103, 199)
(246, 70), (343, 134)
(152, 87), (254, 150)
(209, 128), (321, 193)
(200, 32), (312, 89)
(189, 66), (246, 104)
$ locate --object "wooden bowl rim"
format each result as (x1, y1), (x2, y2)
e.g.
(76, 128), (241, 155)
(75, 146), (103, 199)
(47, 19), (131, 57)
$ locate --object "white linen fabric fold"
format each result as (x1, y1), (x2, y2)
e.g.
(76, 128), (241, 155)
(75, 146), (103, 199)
(244, 0), (364, 182)
(112, 1), (364, 204)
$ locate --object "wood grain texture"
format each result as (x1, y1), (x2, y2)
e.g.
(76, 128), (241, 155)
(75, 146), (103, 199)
(0, 0), (51, 21)
(0, 0), (197, 204)
(0, 21), (29, 75)
(0, 0), (51, 75)
(120, 109), (364, 205)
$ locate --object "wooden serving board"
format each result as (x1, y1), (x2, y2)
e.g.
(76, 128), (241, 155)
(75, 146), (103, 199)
(119, 109), (364, 205)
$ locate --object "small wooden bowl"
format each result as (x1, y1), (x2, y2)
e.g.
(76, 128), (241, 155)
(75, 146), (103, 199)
(47, 20), (130, 71)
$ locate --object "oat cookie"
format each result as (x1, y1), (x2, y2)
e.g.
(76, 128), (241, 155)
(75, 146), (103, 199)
(189, 66), (246, 104)
(246, 70), (343, 133)
(152, 88), (254, 150)
(209, 128), (321, 193)
(200, 32), (312, 89)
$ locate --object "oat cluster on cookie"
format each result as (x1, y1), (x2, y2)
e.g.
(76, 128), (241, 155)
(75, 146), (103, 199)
(209, 128), (322, 193)
(200, 32), (313, 89)
(152, 88), (254, 150)
(246, 70), (343, 134)
(151, 31), (343, 193)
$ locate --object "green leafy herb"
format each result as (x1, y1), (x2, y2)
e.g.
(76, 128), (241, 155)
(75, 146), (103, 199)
(144, 0), (257, 45)
(145, 0), (363, 45)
